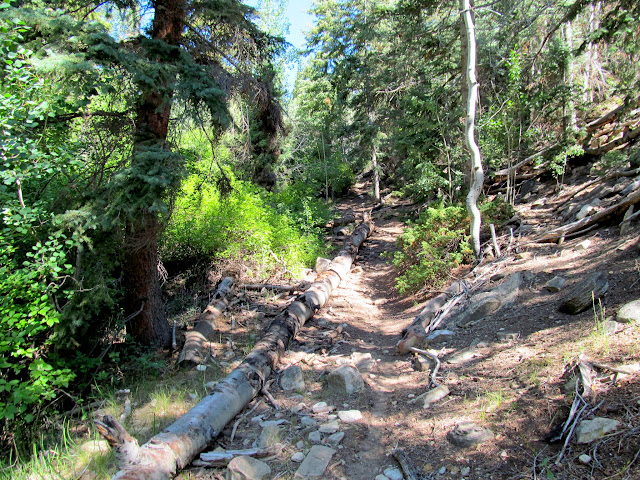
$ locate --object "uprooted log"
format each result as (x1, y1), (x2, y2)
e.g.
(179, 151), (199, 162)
(533, 186), (640, 243)
(97, 218), (374, 480)
(178, 277), (234, 366)
(585, 96), (640, 132)
(396, 280), (466, 354)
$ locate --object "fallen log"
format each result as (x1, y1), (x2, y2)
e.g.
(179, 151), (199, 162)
(584, 125), (640, 156)
(533, 187), (640, 243)
(493, 143), (559, 180)
(240, 282), (311, 293)
(177, 277), (234, 366)
(585, 96), (640, 132)
(98, 218), (374, 480)
(396, 280), (466, 354)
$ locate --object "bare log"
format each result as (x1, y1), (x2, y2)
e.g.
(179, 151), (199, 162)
(326, 212), (356, 228)
(100, 219), (374, 480)
(392, 449), (427, 480)
(584, 125), (640, 156)
(493, 143), (559, 180)
(178, 277), (234, 366)
(396, 281), (465, 354)
(534, 187), (640, 243)
(240, 282), (311, 293)
(585, 96), (640, 132)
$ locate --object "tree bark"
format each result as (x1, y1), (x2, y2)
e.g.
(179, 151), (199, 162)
(124, 0), (185, 346)
(178, 277), (234, 366)
(101, 219), (374, 480)
(460, 0), (484, 258)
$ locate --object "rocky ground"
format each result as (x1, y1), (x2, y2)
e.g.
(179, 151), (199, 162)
(72, 169), (640, 480)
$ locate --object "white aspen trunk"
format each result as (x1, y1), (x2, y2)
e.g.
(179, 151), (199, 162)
(372, 145), (381, 203)
(177, 277), (234, 366)
(460, 0), (484, 259)
(98, 219), (374, 480)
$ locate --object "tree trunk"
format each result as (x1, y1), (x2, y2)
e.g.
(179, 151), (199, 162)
(460, 0), (484, 258)
(100, 219), (374, 480)
(124, 0), (185, 346)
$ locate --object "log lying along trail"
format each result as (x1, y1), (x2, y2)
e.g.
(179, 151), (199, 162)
(178, 277), (234, 366)
(96, 218), (374, 480)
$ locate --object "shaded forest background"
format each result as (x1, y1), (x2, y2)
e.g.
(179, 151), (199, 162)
(1, 0), (639, 464)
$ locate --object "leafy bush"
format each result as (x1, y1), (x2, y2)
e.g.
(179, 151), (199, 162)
(392, 204), (473, 294)
(161, 173), (329, 278)
(392, 199), (514, 294)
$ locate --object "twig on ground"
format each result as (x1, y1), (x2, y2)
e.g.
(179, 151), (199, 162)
(230, 400), (263, 442)
(408, 346), (441, 388)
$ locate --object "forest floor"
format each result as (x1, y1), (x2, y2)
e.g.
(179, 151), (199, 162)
(64, 174), (640, 480)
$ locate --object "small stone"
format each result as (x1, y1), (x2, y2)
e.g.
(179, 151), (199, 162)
(383, 467), (404, 480)
(426, 330), (455, 343)
(375, 475), (389, 480)
(449, 466), (459, 474)
(291, 452), (305, 463)
(576, 239), (592, 250)
(461, 467), (471, 476)
(226, 456), (271, 480)
(337, 410), (362, 423)
(280, 365), (305, 391)
(545, 276), (566, 292)
(312, 402), (330, 414)
(559, 272), (609, 314)
(578, 454), (592, 464)
(296, 440), (305, 449)
(350, 352), (375, 371)
(301, 416), (317, 427)
(423, 464), (433, 473)
(617, 299), (640, 324)
(423, 385), (450, 408)
(516, 251), (532, 260)
(328, 432), (345, 445)
(413, 355), (434, 372)
(604, 320), (622, 335)
(327, 365), (365, 394)
(575, 417), (620, 444)
(318, 420), (340, 434)
(439, 466), (447, 475)
(496, 331), (519, 342)
(291, 402), (306, 414)
(447, 422), (495, 447)
(255, 422), (282, 449)
(196, 364), (207, 371)
(294, 445), (335, 478)
(308, 431), (322, 444)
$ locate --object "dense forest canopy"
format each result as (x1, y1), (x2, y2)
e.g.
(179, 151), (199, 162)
(1, 0), (639, 463)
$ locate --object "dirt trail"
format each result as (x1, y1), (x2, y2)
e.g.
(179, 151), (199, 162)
(287, 184), (429, 478)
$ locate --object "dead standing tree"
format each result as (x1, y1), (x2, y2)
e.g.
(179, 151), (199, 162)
(96, 218), (374, 480)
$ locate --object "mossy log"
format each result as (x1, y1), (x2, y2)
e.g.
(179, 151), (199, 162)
(98, 218), (374, 480)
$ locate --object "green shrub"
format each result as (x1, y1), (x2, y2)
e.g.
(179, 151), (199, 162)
(392, 199), (514, 294)
(161, 173), (328, 278)
(392, 204), (473, 294)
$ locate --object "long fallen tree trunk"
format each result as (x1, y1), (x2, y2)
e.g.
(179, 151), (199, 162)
(178, 277), (234, 366)
(533, 187), (640, 243)
(96, 218), (374, 480)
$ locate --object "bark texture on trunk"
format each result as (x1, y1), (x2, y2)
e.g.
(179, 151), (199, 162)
(123, 214), (171, 346)
(460, 0), (484, 259)
(124, 0), (185, 346)
(178, 277), (234, 365)
(102, 219), (374, 480)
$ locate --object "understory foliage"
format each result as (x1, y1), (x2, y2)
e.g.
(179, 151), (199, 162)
(392, 199), (514, 294)
(162, 172), (329, 278)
